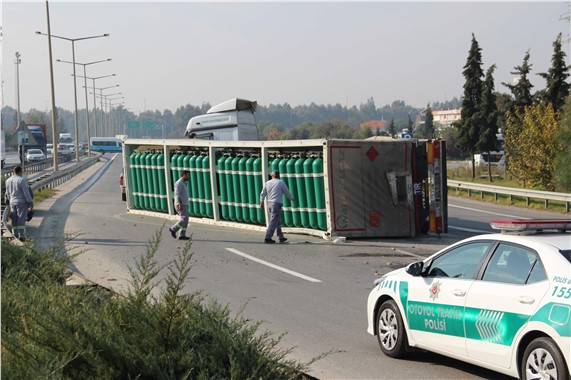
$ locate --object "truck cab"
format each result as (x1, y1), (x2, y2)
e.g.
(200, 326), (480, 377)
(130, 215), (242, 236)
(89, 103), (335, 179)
(185, 98), (259, 141)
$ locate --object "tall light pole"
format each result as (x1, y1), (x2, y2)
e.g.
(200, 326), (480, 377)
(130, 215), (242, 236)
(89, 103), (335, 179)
(42, 1), (59, 171)
(35, 31), (109, 162)
(15, 52), (21, 131)
(15, 52), (23, 171)
(57, 58), (110, 156)
(92, 87), (120, 135)
(77, 73), (116, 138)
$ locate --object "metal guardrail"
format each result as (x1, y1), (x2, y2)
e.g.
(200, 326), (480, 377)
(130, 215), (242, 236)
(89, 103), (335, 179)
(2, 156), (100, 240)
(448, 180), (571, 212)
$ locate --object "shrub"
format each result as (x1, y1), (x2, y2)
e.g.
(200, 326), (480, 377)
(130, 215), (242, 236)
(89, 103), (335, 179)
(1, 231), (312, 379)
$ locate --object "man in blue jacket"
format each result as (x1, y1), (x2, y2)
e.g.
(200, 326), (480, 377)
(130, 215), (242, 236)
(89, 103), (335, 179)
(260, 170), (294, 244)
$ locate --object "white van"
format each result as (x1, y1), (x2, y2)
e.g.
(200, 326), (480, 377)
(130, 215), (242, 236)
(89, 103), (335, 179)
(185, 98), (259, 141)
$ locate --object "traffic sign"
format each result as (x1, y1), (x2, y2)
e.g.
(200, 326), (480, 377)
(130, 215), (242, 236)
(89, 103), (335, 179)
(128, 121), (140, 129)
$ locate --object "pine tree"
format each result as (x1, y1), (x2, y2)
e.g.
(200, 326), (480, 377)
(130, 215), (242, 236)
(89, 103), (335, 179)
(476, 64), (499, 182)
(425, 104), (435, 139)
(555, 95), (571, 191)
(502, 50), (534, 114)
(388, 118), (396, 137)
(538, 33), (571, 112)
(456, 34), (485, 178)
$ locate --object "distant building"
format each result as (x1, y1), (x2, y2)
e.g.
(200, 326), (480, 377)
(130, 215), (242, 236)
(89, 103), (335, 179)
(415, 108), (461, 130)
(360, 120), (385, 132)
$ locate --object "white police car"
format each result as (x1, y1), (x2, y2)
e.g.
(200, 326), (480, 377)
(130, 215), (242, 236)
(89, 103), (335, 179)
(367, 219), (571, 379)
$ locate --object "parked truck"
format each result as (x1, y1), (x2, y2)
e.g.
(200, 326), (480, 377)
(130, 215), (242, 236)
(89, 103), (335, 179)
(185, 98), (259, 141)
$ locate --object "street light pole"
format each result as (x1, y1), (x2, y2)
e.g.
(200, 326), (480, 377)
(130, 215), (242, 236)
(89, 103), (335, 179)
(43, 0), (58, 171)
(77, 74), (116, 138)
(58, 58), (110, 156)
(15, 52), (21, 130)
(35, 31), (109, 162)
(92, 88), (120, 136)
(15, 52), (23, 171)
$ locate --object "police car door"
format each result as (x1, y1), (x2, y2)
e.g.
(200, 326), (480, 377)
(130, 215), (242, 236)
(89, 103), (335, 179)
(406, 241), (493, 356)
(465, 243), (549, 368)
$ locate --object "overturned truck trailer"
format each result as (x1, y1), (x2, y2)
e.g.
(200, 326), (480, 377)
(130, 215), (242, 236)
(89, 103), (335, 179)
(122, 138), (447, 239)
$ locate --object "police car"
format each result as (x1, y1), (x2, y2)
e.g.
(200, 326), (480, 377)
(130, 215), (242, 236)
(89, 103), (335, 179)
(367, 219), (571, 379)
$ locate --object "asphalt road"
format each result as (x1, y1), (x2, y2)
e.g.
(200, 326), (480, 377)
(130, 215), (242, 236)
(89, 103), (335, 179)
(26, 154), (564, 380)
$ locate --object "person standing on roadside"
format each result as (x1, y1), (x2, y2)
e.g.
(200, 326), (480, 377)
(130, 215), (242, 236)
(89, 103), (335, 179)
(169, 169), (190, 241)
(5, 166), (33, 241)
(260, 170), (294, 244)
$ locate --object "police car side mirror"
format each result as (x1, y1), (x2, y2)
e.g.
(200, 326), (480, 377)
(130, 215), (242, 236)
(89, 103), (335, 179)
(406, 261), (424, 277)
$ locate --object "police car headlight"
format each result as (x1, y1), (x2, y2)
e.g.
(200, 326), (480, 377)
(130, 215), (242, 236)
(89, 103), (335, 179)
(373, 276), (387, 286)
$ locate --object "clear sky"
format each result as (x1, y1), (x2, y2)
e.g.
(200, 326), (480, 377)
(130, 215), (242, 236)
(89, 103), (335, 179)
(2, 1), (569, 115)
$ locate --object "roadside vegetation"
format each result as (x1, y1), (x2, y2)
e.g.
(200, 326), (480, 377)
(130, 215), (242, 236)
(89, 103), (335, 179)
(1, 232), (316, 379)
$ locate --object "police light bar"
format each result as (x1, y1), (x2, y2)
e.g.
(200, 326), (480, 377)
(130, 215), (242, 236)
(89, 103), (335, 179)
(489, 219), (571, 232)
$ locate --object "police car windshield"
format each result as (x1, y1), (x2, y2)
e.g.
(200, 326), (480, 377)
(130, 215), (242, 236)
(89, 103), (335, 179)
(560, 250), (571, 264)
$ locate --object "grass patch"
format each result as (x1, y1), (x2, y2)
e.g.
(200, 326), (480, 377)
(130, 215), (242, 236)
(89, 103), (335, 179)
(32, 186), (55, 204)
(1, 232), (321, 379)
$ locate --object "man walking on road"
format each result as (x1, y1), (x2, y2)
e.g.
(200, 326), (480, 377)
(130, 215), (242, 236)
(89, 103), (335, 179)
(169, 169), (190, 240)
(5, 166), (33, 241)
(260, 170), (294, 244)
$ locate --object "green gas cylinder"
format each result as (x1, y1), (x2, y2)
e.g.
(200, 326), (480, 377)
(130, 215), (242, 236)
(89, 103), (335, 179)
(225, 155), (236, 221)
(253, 156), (264, 224)
(245, 156), (257, 223)
(277, 158), (291, 226)
(313, 157), (326, 230)
(202, 154), (213, 218)
(285, 157), (299, 226)
(218, 156), (229, 220)
(231, 156), (243, 222)
(195, 155), (206, 217)
(295, 157), (309, 227)
(238, 155), (250, 223)
(186, 153), (197, 217)
(156, 152), (167, 212)
(130, 152), (140, 209)
(303, 156), (318, 229)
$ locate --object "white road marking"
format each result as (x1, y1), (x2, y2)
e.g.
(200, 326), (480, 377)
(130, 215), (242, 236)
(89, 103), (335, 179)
(225, 248), (322, 283)
(394, 249), (425, 259)
(449, 204), (529, 219)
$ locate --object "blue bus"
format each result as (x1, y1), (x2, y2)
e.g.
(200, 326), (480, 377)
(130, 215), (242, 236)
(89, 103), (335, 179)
(90, 137), (123, 153)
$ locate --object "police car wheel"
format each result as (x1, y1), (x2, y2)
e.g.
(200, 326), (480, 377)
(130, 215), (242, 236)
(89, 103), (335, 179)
(376, 300), (408, 358)
(521, 337), (568, 380)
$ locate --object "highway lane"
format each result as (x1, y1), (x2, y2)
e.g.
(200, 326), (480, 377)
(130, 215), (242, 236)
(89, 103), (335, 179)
(27, 155), (565, 379)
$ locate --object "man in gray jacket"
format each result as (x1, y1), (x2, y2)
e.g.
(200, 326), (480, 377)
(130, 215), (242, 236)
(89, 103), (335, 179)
(169, 169), (190, 240)
(260, 170), (294, 244)
(5, 166), (33, 241)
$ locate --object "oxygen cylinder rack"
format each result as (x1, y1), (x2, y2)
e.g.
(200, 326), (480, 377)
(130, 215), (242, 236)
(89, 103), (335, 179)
(122, 138), (447, 239)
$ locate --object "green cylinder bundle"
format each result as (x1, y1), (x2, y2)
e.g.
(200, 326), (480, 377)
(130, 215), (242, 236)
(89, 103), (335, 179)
(202, 154), (213, 218)
(157, 152), (167, 212)
(185, 153), (197, 217)
(195, 155), (206, 217)
(130, 152), (140, 209)
(245, 156), (257, 223)
(286, 157), (301, 227)
(238, 156), (250, 223)
(278, 158), (293, 227)
(303, 156), (318, 229)
(217, 156), (229, 220)
(253, 157), (264, 224)
(180, 153), (192, 216)
(225, 155), (236, 221)
(231, 156), (243, 222)
(295, 156), (309, 228)
(313, 157), (327, 230)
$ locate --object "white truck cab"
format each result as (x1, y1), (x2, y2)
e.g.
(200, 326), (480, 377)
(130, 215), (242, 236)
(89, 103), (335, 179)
(185, 98), (259, 141)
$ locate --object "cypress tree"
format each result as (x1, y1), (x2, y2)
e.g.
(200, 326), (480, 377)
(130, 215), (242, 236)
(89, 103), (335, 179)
(456, 33), (485, 178)
(538, 33), (570, 112)
(502, 50), (534, 114)
(425, 104), (435, 139)
(476, 64), (499, 182)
